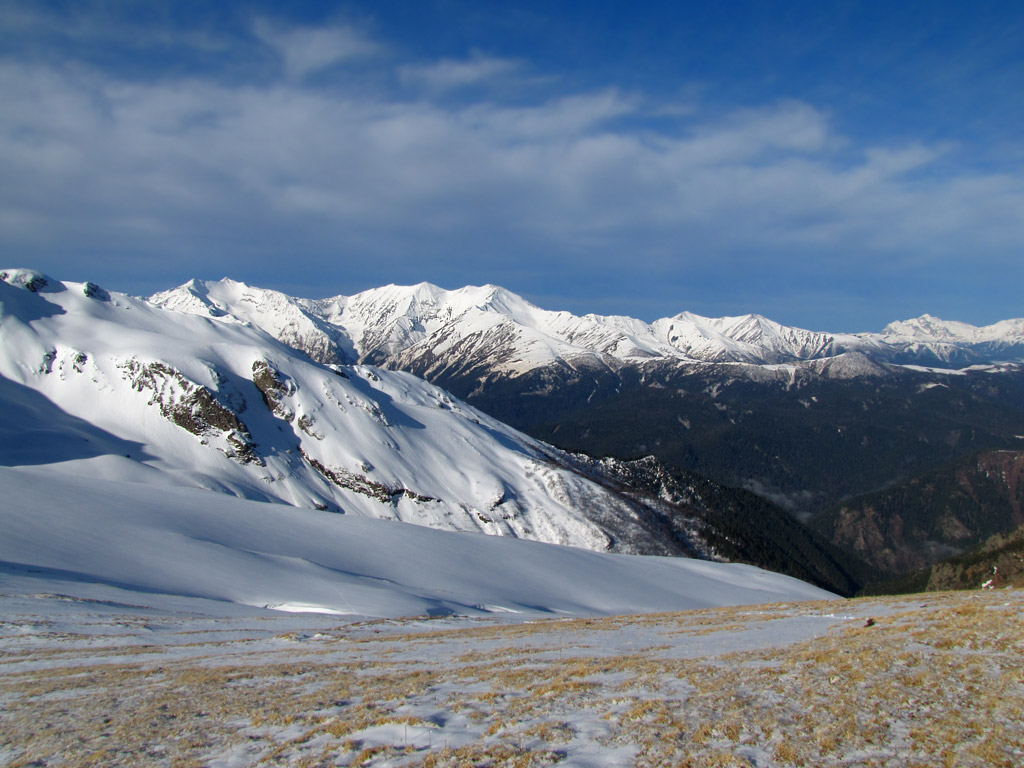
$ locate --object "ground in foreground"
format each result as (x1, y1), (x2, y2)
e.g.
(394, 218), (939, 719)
(1, 590), (1022, 767)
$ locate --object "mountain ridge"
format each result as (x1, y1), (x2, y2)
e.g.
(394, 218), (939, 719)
(10, 268), (1023, 591)
(0, 268), (662, 553)
(150, 277), (1024, 372)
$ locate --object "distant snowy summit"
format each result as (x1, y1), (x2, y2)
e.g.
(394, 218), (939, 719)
(151, 277), (1024, 372)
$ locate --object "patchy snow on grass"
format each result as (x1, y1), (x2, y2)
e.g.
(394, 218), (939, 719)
(1, 589), (1021, 767)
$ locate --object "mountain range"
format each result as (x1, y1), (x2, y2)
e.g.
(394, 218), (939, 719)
(0, 268), (687, 554)
(1, 268), (862, 602)
(6, 267), (1024, 601)
(147, 276), (1024, 583)
(151, 278), (1024, 371)
(150, 277), (1024, 501)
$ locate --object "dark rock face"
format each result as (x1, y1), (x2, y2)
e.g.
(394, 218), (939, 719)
(0, 270), (58, 293)
(120, 359), (260, 464)
(925, 524), (1024, 590)
(82, 282), (110, 301)
(558, 452), (866, 596)
(252, 360), (295, 422)
(302, 450), (437, 505)
(866, 522), (1024, 595)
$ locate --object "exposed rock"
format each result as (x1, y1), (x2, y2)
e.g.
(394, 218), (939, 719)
(923, 524), (1024, 590)
(252, 360), (295, 422)
(868, 522), (1024, 594)
(38, 349), (56, 374)
(302, 450), (437, 504)
(823, 450), (1024, 577)
(0, 270), (49, 292)
(297, 413), (322, 440)
(120, 359), (260, 464)
(82, 281), (110, 301)
(552, 451), (866, 596)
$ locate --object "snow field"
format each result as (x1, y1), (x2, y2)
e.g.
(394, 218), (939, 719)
(0, 466), (831, 619)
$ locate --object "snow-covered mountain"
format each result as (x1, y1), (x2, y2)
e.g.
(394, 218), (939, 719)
(151, 278), (1024, 374)
(0, 268), (707, 555)
(151, 278), (840, 370)
(146, 276), (1024, 538)
(867, 314), (1024, 366)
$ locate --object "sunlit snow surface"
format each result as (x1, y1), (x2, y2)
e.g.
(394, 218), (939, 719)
(0, 466), (832, 618)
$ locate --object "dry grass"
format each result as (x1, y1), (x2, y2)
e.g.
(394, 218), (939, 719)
(1, 590), (1022, 767)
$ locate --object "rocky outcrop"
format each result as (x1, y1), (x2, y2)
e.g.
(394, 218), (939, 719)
(867, 522), (1024, 594)
(302, 450), (437, 504)
(925, 524), (1024, 590)
(554, 452), (867, 596)
(120, 359), (260, 464)
(82, 281), (110, 301)
(0, 269), (50, 292)
(252, 360), (295, 422)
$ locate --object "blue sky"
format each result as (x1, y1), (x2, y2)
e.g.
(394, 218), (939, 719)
(2, 0), (1023, 330)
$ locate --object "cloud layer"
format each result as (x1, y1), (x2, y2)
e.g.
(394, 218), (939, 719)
(1, 11), (1022, 327)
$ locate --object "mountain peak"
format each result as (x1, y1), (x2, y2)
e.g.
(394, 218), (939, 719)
(882, 314), (979, 341)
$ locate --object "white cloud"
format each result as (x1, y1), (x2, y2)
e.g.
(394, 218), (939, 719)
(2, 44), (1023, 287)
(0, 3), (228, 55)
(252, 20), (382, 80)
(668, 101), (831, 166)
(461, 91), (636, 140)
(398, 54), (521, 92)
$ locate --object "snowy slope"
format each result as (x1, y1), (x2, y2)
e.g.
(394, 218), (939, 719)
(151, 277), (355, 365)
(151, 278), (1024, 373)
(0, 268), (695, 554)
(0, 465), (834, 618)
